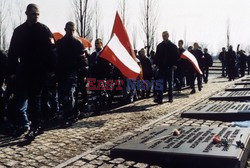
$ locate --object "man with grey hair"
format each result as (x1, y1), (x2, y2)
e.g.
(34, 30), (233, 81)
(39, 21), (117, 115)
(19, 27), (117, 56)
(8, 3), (57, 139)
(154, 31), (179, 103)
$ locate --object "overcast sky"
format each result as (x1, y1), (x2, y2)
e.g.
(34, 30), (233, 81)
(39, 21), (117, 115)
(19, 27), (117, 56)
(5, 0), (250, 55)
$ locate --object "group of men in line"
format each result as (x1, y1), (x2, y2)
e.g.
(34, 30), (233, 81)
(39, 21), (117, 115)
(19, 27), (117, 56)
(0, 3), (214, 139)
(219, 46), (250, 80)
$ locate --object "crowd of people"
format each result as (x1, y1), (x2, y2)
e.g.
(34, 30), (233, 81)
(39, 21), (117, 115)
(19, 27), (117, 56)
(0, 3), (216, 140)
(218, 45), (250, 80)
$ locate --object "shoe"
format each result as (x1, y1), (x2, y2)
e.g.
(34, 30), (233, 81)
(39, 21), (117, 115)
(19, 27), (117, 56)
(61, 120), (73, 128)
(11, 126), (30, 138)
(168, 99), (173, 103)
(154, 99), (163, 104)
(25, 126), (43, 140)
(198, 86), (202, 91)
(190, 89), (196, 94)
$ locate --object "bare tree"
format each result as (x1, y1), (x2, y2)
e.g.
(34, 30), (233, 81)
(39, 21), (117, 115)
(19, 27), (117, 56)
(0, 0), (8, 50)
(141, 0), (158, 56)
(72, 0), (93, 40)
(17, 1), (25, 24)
(226, 19), (230, 49)
(94, 0), (102, 39)
(118, 0), (126, 26)
(132, 26), (137, 50)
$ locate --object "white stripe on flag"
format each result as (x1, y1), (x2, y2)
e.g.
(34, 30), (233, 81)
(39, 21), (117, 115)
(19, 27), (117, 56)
(182, 50), (203, 75)
(108, 34), (141, 74)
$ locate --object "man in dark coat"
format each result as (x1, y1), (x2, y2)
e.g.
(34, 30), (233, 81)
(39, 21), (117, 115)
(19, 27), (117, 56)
(8, 4), (57, 139)
(154, 31), (179, 103)
(57, 21), (88, 127)
(190, 43), (203, 94)
(203, 48), (213, 83)
(227, 45), (236, 81)
(219, 47), (227, 77)
(239, 50), (247, 77)
(139, 48), (153, 97)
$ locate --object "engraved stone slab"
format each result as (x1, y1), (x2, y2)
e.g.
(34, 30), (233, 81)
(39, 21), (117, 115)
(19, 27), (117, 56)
(181, 102), (250, 121)
(235, 81), (250, 85)
(226, 85), (250, 91)
(111, 126), (250, 168)
(242, 79), (250, 81)
(209, 91), (250, 101)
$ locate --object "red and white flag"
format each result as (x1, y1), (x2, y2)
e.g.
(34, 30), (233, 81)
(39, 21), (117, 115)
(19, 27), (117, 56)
(99, 12), (140, 79)
(100, 34), (141, 79)
(181, 50), (203, 75)
(111, 12), (136, 59)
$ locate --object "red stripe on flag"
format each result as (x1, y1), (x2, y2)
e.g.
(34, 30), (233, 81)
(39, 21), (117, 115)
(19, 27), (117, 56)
(181, 51), (203, 75)
(111, 12), (136, 59)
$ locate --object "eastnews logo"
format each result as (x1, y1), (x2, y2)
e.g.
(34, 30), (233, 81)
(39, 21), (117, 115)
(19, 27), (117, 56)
(87, 78), (163, 91)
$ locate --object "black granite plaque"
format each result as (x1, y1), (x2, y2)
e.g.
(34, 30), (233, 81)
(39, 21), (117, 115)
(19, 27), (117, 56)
(242, 79), (250, 81)
(181, 102), (250, 121)
(235, 81), (250, 85)
(226, 85), (250, 91)
(111, 126), (250, 168)
(209, 91), (250, 101)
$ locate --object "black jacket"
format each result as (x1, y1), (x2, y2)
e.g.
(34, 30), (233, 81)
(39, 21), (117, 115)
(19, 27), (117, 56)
(8, 22), (57, 77)
(191, 49), (204, 69)
(154, 40), (179, 70)
(139, 56), (153, 80)
(57, 35), (88, 77)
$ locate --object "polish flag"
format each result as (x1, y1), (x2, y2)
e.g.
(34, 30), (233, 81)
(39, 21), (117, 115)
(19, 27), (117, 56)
(99, 12), (140, 79)
(181, 50), (203, 75)
(99, 34), (141, 79)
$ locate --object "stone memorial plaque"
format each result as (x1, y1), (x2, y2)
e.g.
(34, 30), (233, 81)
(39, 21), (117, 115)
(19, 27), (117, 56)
(111, 126), (250, 168)
(181, 102), (250, 121)
(209, 91), (250, 101)
(226, 85), (250, 91)
(235, 81), (250, 85)
(242, 79), (250, 81)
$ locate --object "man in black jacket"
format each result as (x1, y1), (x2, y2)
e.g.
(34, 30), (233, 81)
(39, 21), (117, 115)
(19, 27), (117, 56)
(203, 48), (213, 83)
(154, 31), (179, 103)
(139, 48), (153, 97)
(57, 21), (88, 127)
(190, 43), (203, 94)
(227, 45), (236, 81)
(8, 4), (57, 139)
(219, 47), (227, 77)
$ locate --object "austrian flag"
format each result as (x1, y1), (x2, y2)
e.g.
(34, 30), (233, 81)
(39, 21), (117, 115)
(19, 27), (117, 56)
(181, 50), (203, 75)
(99, 12), (140, 79)
(99, 34), (141, 79)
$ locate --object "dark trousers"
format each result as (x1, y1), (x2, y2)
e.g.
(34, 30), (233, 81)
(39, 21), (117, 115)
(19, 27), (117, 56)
(157, 67), (174, 101)
(189, 71), (202, 90)
(203, 67), (209, 83)
(221, 62), (227, 77)
(58, 73), (77, 120)
(228, 64), (236, 80)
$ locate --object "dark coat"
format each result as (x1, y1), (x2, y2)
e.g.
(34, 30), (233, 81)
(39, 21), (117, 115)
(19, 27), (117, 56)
(89, 50), (112, 79)
(191, 49), (204, 69)
(8, 22), (57, 79)
(154, 40), (179, 73)
(203, 53), (213, 67)
(227, 49), (236, 67)
(139, 56), (153, 80)
(57, 35), (88, 78)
